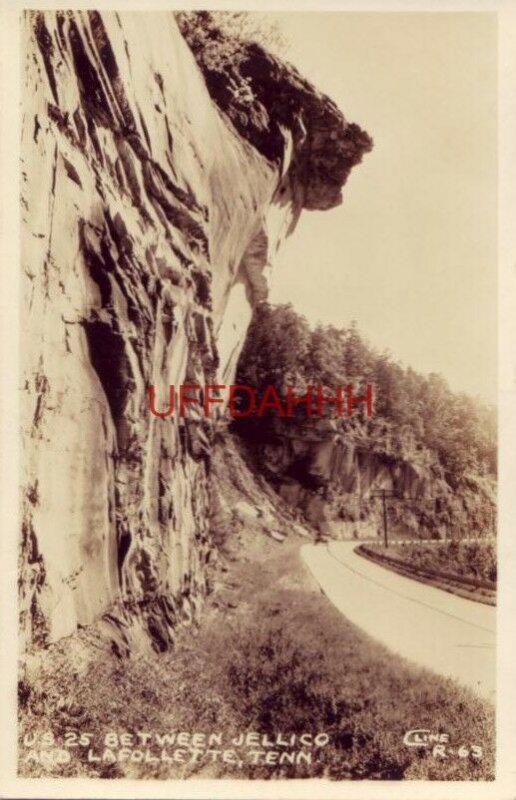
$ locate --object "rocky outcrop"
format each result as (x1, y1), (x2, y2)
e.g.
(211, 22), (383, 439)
(246, 419), (496, 541)
(177, 12), (373, 211)
(20, 11), (371, 653)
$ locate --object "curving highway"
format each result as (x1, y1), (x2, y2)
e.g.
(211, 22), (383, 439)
(301, 541), (495, 702)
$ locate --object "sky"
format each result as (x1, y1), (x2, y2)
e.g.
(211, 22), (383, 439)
(266, 13), (497, 404)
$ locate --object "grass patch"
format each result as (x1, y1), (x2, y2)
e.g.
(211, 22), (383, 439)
(360, 540), (496, 605)
(19, 533), (494, 781)
(391, 540), (496, 584)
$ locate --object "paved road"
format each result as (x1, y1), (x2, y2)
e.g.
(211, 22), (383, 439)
(301, 541), (495, 702)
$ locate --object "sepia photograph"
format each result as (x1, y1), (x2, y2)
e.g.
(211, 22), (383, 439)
(2, 2), (513, 797)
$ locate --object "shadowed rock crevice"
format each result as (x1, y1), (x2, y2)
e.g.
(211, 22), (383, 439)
(83, 319), (132, 425)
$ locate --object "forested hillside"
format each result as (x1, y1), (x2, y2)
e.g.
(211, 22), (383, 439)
(234, 303), (496, 540)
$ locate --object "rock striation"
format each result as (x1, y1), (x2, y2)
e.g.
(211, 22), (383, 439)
(20, 10), (371, 653)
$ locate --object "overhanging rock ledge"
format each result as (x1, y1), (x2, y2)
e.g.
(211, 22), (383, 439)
(20, 10), (372, 654)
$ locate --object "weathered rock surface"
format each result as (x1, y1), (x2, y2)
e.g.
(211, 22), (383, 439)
(248, 418), (496, 541)
(177, 12), (373, 211)
(20, 10), (371, 653)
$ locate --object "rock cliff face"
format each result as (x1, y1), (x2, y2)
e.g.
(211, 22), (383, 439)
(245, 419), (496, 541)
(20, 11), (371, 653)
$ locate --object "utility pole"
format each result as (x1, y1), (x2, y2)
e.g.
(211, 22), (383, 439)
(371, 487), (399, 548)
(381, 489), (388, 548)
